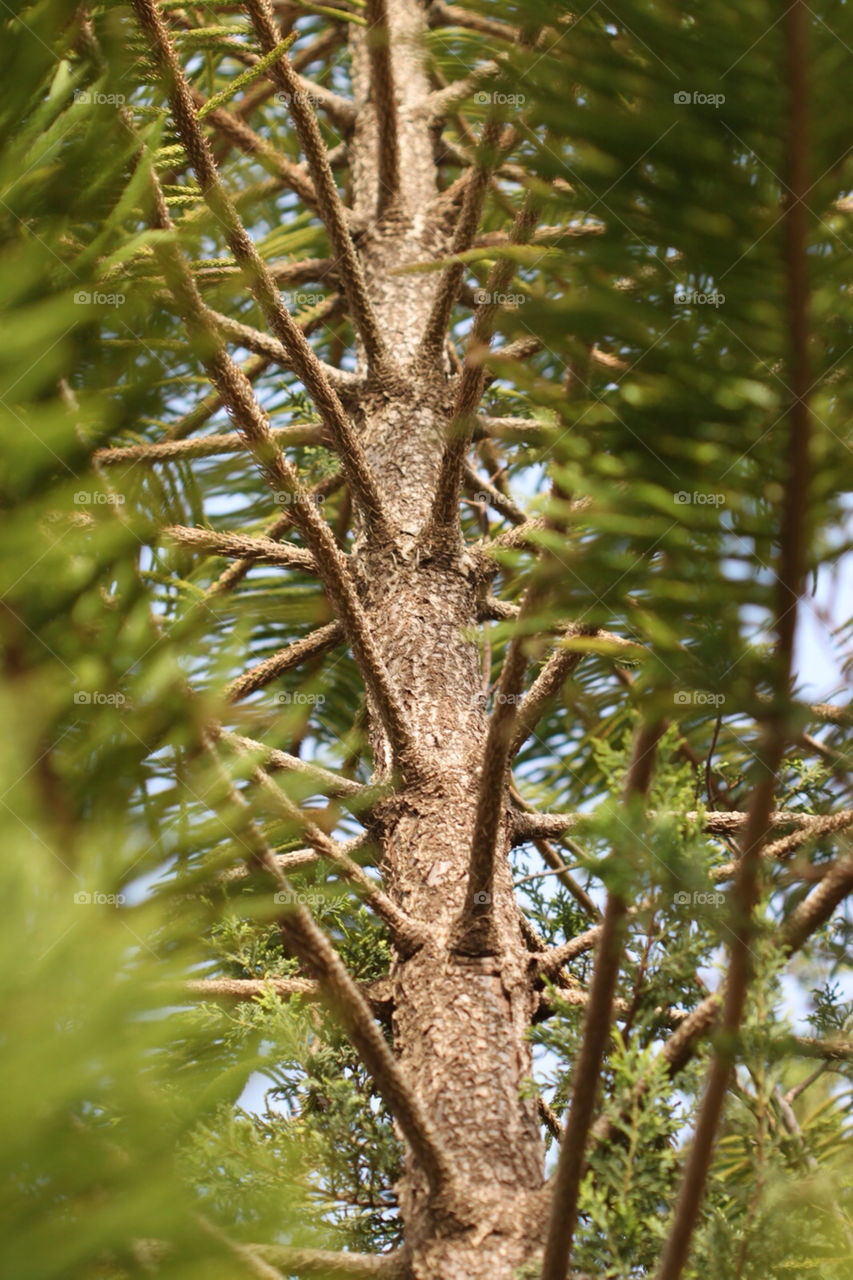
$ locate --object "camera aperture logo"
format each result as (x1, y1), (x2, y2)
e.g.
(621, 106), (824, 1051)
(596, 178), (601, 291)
(674, 690), (725, 707)
(473, 288), (525, 307)
(674, 890), (725, 908)
(73, 290), (125, 307)
(73, 690), (127, 706)
(673, 90), (725, 107)
(674, 288), (725, 308)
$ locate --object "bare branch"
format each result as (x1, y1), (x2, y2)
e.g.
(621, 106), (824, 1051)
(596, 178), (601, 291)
(190, 88), (320, 209)
(199, 732), (454, 1196)
(711, 809), (853, 880)
(225, 622), (344, 702)
(164, 525), (318, 572)
(365, 0), (400, 214)
(511, 807), (847, 846)
(542, 721), (666, 1280)
(463, 461), (526, 525)
(244, 758), (425, 950)
(421, 193), (538, 548)
(507, 634), (594, 759)
(222, 730), (377, 804)
(208, 308), (358, 392)
(96, 423), (324, 466)
(451, 589), (539, 955)
(186, 976), (319, 1000)
(243, 0), (393, 375)
(204, 474), (345, 599)
(424, 61), (501, 119)
(251, 1245), (412, 1279)
(417, 117), (508, 365)
(132, 0), (392, 534)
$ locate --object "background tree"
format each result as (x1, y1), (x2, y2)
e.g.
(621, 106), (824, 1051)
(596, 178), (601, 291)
(2, 1), (853, 1278)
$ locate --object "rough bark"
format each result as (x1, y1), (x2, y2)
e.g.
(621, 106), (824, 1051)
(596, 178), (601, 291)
(345, 4), (545, 1273)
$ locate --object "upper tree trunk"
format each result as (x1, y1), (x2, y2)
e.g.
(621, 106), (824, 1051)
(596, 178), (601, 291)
(346, 5), (546, 1275)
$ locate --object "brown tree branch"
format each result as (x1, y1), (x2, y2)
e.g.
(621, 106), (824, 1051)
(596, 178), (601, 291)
(165, 525), (319, 571)
(243, 0), (393, 375)
(251, 1245), (411, 1279)
(365, 0), (400, 214)
(450, 589), (539, 954)
(421, 192), (538, 546)
(542, 721), (666, 1280)
(132, 0), (392, 535)
(199, 731), (454, 1196)
(417, 116), (509, 365)
(225, 622), (345, 702)
(96, 422), (324, 466)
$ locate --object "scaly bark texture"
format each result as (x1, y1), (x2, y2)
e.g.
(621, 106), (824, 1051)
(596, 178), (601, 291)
(346, 5), (545, 1272)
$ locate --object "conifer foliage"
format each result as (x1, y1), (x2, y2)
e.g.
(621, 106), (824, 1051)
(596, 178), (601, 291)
(2, 1), (853, 1277)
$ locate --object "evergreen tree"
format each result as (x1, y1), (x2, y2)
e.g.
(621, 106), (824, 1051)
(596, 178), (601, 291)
(2, 1), (852, 1277)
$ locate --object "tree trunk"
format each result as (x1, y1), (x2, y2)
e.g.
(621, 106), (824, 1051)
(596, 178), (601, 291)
(347, 5), (546, 1274)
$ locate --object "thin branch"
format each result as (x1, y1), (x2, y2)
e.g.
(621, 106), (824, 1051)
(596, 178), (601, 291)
(417, 116), (509, 365)
(251, 1245), (411, 1279)
(511, 808), (844, 846)
(96, 423), (324, 466)
(463, 461), (527, 525)
(186, 976), (319, 1000)
(424, 61), (501, 119)
(542, 721), (666, 1280)
(132, 0), (392, 534)
(421, 191), (538, 546)
(165, 525), (319, 572)
(190, 88), (321, 209)
(535, 926), (602, 978)
(208, 308), (358, 393)
(204, 474), (345, 599)
(222, 730), (379, 804)
(365, 0), (400, 214)
(199, 732), (454, 1196)
(450, 589), (539, 955)
(244, 758), (425, 950)
(711, 809), (853, 880)
(225, 622), (345, 701)
(243, 0), (392, 375)
(507, 634), (594, 759)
